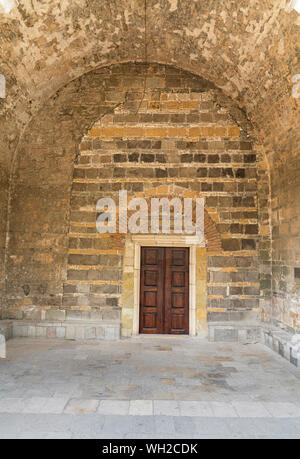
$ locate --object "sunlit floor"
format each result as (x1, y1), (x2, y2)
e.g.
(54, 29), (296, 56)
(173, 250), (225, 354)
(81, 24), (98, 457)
(1, 336), (300, 438)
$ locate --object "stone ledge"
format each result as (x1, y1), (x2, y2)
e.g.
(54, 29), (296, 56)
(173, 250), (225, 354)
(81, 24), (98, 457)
(207, 310), (260, 323)
(208, 321), (300, 368)
(11, 319), (121, 341)
(262, 326), (300, 368)
(208, 322), (262, 344)
(2, 308), (121, 322)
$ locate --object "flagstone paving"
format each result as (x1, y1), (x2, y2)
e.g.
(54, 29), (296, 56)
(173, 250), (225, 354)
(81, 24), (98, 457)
(1, 336), (300, 438)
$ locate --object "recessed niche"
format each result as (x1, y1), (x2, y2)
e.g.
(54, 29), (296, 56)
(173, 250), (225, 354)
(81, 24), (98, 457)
(295, 267), (300, 280)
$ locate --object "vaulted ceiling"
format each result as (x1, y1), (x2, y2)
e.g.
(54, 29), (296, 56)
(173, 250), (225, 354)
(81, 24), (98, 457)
(0, 0), (299, 172)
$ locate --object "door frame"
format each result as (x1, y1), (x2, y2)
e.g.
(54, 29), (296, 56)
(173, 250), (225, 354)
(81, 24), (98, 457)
(131, 235), (198, 337)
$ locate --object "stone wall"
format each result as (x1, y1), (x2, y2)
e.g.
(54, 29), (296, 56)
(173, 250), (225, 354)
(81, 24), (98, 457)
(0, 1), (299, 334)
(271, 143), (300, 330)
(2, 64), (271, 331)
(0, 162), (8, 317)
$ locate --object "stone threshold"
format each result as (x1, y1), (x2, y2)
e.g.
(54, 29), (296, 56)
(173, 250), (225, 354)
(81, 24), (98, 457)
(1, 397), (300, 418)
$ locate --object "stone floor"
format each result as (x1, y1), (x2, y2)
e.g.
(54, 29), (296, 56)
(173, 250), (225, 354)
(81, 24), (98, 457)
(1, 336), (300, 438)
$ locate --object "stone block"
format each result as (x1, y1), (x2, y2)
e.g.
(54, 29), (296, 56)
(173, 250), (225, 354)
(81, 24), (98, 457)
(122, 308), (133, 330)
(90, 310), (102, 320)
(24, 308), (42, 320)
(46, 327), (56, 338)
(96, 326), (105, 339)
(273, 337), (280, 353)
(75, 327), (85, 340)
(13, 325), (28, 337)
(45, 309), (66, 321)
(0, 334), (6, 359)
(56, 327), (66, 338)
(247, 327), (261, 342)
(66, 326), (75, 340)
(77, 296), (90, 308)
(28, 326), (36, 337)
(77, 284), (90, 294)
(121, 290), (134, 309)
(210, 326), (238, 342)
(0, 321), (13, 340)
(102, 309), (121, 321)
(236, 327), (261, 344)
(290, 353), (298, 367)
(284, 343), (291, 360)
(84, 327), (96, 339)
(36, 326), (47, 337)
(3, 310), (24, 320)
(104, 326), (120, 340)
(238, 329), (247, 343)
(66, 310), (82, 321)
(121, 328), (132, 338)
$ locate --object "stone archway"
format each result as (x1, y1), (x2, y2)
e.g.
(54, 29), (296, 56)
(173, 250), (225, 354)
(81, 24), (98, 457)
(56, 63), (267, 340)
(0, 1), (299, 338)
(0, 63), (270, 343)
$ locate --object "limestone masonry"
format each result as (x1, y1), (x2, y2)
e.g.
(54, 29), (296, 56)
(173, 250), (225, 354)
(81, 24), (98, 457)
(0, 1), (299, 346)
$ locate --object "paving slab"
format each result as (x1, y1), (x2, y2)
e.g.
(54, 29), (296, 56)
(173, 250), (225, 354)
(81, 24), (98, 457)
(153, 400), (180, 416)
(262, 402), (300, 418)
(98, 400), (129, 415)
(64, 399), (100, 414)
(129, 400), (153, 416)
(179, 401), (214, 417)
(231, 401), (271, 418)
(210, 401), (239, 418)
(1, 337), (300, 438)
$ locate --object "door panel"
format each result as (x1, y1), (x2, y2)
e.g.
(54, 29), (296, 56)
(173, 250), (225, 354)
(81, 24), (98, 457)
(165, 248), (189, 334)
(140, 247), (189, 335)
(139, 247), (164, 334)
(144, 270), (158, 286)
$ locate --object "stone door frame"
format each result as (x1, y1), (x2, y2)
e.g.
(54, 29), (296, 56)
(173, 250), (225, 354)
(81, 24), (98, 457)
(121, 234), (207, 338)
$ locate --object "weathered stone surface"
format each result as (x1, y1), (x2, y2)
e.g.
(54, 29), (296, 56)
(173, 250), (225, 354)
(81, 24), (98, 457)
(0, 2), (299, 334)
(0, 64), (269, 330)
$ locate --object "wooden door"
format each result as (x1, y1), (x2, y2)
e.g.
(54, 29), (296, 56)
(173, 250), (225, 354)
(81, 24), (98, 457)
(140, 247), (189, 335)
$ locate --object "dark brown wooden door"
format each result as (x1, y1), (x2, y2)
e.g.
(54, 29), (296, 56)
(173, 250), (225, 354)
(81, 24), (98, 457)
(140, 247), (189, 334)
